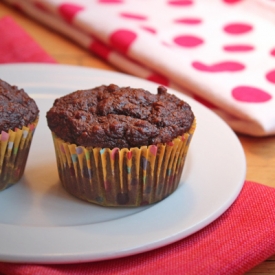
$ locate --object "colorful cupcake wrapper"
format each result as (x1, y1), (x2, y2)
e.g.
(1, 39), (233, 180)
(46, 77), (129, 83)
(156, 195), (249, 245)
(52, 120), (196, 207)
(0, 118), (39, 191)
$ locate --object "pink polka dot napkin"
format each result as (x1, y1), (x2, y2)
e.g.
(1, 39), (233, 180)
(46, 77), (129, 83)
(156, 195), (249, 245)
(3, 0), (275, 136)
(0, 181), (275, 275)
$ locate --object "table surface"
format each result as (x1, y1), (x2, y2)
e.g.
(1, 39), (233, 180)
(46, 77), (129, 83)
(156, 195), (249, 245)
(1, 2), (275, 274)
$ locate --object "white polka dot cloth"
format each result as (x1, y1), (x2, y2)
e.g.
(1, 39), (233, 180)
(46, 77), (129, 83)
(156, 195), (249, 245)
(5, 0), (275, 136)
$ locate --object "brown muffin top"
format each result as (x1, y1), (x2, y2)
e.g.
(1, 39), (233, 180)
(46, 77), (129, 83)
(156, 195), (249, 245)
(46, 84), (195, 149)
(0, 79), (39, 132)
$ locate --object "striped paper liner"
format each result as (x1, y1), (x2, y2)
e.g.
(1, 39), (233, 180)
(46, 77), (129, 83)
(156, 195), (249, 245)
(52, 120), (196, 207)
(0, 117), (39, 191)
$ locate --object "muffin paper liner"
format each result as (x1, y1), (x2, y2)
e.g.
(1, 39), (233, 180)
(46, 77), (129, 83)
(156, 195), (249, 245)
(52, 120), (196, 207)
(0, 118), (38, 191)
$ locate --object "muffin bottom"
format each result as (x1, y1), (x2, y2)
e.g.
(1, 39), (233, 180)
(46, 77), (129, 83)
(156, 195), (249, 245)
(52, 120), (196, 207)
(0, 119), (38, 191)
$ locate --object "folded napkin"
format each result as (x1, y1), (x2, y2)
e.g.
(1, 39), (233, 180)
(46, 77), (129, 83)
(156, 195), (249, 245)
(0, 181), (274, 275)
(3, 0), (275, 136)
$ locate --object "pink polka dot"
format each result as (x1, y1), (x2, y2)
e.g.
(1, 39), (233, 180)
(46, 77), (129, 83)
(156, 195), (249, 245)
(120, 12), (147, 20)
(127, 151), (132, 160)
(98, 0), (123, 3)
(89, 40), (112, 60)
(58, 3), (84, 23)
(140, 26), (157, 34)
(232, 86), (272, 103)
(109, 29), (137, 54)
(29, 123), (35, 131)
(174, 17), (202, 24)
(223, 44), (254, 52)
(223, 23), (253, 35)
(192, 61), (245, 72)
(270, 48), (275, 57)
(147, 74), (169, 86)
(111, 148), (119, 160)
(104, 180), (110, 190)
(223, 0), (242, 4)
(149, 145), (158, 156)
(167, 141), (174, 146)
(266, 69), (275, 84)
(1, 131), (9, 142)
(168, 0), (193, 6)
(174, 35), (204, 48)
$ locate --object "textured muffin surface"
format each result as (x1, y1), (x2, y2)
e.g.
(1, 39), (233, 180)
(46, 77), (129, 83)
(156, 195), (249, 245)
(0, 79), (39, 132)
(46, 84), (194, 149)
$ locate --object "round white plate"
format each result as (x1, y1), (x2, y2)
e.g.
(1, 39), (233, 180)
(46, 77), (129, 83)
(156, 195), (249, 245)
(0, 64), (246, 264)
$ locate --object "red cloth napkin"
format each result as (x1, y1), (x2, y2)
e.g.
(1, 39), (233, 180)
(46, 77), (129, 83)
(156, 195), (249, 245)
(0, 181), (275, 275)
(0, 16), (56, 64)
(0, 16), (275, 275)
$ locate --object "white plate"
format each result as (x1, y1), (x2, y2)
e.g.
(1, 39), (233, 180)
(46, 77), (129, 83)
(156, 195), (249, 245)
(0, 64), (246, 264)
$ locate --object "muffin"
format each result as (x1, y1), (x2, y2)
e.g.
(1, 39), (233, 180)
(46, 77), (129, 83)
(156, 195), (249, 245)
(0, 79), (39, 191)
(46, 84), (195, 207)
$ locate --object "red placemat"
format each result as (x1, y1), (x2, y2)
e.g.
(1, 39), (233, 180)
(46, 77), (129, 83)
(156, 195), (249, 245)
(0, 16), (56, 64)
(0, 181), (275, 275)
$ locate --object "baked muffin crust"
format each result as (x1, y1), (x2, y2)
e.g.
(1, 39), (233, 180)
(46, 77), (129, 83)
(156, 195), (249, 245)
(46, 84), (194, 149)
(0, 79), (39, 132)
